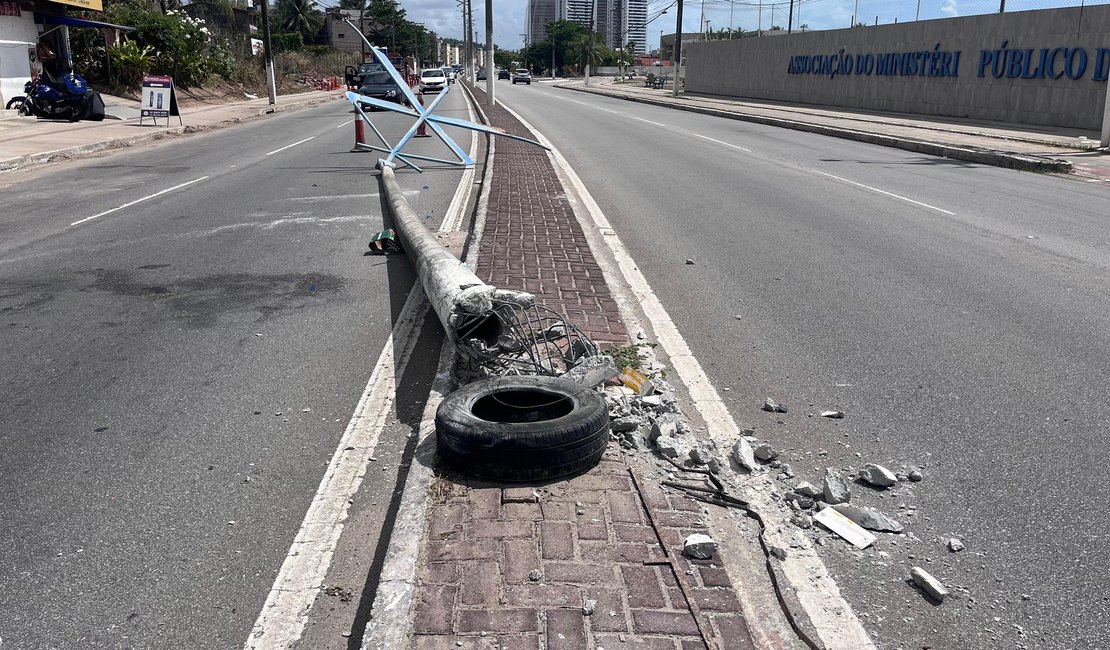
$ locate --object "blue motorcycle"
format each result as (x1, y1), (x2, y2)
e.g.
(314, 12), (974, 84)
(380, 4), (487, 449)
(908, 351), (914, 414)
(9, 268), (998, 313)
(5, 72), (93, 122)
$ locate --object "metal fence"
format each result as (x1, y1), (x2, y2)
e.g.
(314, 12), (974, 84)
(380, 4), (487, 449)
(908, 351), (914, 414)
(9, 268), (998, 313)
(670, 0), (1109, 34)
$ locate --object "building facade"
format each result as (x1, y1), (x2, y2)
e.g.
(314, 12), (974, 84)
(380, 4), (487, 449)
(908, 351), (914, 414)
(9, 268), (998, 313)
(526, 0), (647, 53)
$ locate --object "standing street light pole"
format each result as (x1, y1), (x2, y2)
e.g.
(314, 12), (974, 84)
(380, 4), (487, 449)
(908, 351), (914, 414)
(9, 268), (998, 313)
(485, 0), (494, 105)
(672, 0), (683, 98)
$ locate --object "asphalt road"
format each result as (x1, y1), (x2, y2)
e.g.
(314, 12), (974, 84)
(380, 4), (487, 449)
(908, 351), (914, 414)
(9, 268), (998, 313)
(494, 80), (1110, 650)
(0, 92), (474, 649)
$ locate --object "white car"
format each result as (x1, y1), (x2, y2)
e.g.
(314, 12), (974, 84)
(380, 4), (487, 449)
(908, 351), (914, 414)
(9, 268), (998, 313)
(419, 68), (447, 93)
(441, 66), (456, 83)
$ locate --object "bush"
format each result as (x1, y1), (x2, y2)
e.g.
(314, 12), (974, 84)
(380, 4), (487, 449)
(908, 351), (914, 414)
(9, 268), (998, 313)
(108, 39), (154, 87)
(271, 32), (304, 52)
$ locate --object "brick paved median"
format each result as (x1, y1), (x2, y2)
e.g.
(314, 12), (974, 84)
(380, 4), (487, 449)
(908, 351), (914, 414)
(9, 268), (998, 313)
(400, 86), (754, 649)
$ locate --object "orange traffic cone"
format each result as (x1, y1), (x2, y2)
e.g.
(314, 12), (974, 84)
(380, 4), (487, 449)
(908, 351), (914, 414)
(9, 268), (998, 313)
(414, 92), (430, 138)
(351, 117), (366, 152)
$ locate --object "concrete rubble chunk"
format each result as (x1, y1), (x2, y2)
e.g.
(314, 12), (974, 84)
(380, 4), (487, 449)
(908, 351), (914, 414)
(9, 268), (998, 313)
(563, 355), (619, 387)
(860, 463), (898, 488)
(754, 443), (779, 462)
(609, 416), (641, 433)
(795, 481), (822, 498)
(732, 438), (757, 471)
(620, 430), (649, 450)
(822, 468), (851, 504)
(689, 445), (714, 466)
(582, 599), (597, 616)
(948, 538), (965, 552)
(770, 546), (788, 560)
(528, 569), (543, 582)
(911, 567), (948, 602)
(909, 469), (924, 482)
(650, 417), (677, 442)
(791, 514), (813, 529)
(682, 533), (717, 559)
(831, 504), (904, 533)
(762, 398), (788, 413)
(655, 435), (680, 458)
(820, 410), (845, 418)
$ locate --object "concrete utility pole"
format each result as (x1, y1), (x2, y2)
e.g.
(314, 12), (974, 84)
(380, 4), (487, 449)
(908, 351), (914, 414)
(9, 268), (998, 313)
(672, 0), (683, 97)
(259, 0), (276, 106)
(485, 0), (494, 105)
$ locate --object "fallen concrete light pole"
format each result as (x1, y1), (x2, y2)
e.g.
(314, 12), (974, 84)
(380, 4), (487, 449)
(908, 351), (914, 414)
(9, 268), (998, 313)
(378, 164), (533, 346)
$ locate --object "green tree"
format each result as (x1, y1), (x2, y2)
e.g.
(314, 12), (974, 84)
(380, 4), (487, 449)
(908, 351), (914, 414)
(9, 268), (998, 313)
(275, 0), (324, 42)
(569, 30), (604, 85)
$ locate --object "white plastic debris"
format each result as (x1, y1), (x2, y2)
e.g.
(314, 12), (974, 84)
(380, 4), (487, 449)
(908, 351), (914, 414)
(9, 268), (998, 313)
(831, 504), (904, 533)
(820, 410), (845, 418)
(911, 567), (948, 601)
(813, 507), (877, 549)
(859, 463), (898, 488)
(682, 533), (717, 559)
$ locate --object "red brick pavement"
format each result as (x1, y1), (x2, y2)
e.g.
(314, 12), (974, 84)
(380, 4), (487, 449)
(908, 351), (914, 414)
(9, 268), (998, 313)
(471, 91), (627, 345)
(401, 86), (755, 649)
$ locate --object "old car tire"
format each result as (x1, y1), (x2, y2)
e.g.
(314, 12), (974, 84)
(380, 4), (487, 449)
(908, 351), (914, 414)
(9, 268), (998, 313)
(435, 376), (610, 482)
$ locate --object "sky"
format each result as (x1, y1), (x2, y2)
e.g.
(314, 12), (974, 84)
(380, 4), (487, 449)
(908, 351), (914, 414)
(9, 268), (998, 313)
(317, 0), (1107, 52)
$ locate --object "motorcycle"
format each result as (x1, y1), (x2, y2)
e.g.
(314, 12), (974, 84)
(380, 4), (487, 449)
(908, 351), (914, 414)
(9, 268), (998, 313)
(5, 72), (92, 122)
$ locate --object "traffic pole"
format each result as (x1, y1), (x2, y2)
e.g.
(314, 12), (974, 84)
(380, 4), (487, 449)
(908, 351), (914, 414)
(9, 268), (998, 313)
(415, 92), (431, 138)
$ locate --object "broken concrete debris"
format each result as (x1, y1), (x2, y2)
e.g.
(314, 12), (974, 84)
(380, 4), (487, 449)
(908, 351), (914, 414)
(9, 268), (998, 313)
(618, 430), (649, 450)
(794, 481), (822, 499)
(822, 468), (852, 505)
(582, 599), (597, 616)
(655, 435), (680, 458)
(831, 504), (904, 533)
(732, 438), (757, 471)
(753, 443), (779, 462)
(948, 538), (965, 552)
(859, 463), (898, 488)
(769, 546), (788, 560)
(683, 534), (718, 559)
(791, 514), (813, 529)
(650, 417), (677, 442)
(564, 354), (620, 388)
(528, 569), (543, 582)
(762, 398), (788, 413)
(609, 416), (640, 433)
(908, 469), (924, 482)
(689, 444), (715, 466)
(911, 567), (949, 602)
(820, 410), (845, 418)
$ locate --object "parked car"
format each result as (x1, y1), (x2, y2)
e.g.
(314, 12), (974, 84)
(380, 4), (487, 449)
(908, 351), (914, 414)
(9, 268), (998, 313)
(498, 68), (510, 80)
(419, 68), (447, 93)
(356, 71), (407, 109)
(512, 68), (531, 85)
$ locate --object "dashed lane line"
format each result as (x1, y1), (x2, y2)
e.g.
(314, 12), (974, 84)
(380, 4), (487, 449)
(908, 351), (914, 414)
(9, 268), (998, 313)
(265, 136), (316, 156)
(813, 170), (955, 215)
(70, 176), (209, 226)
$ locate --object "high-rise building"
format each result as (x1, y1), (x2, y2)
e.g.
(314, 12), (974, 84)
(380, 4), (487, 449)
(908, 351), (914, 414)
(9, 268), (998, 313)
(526, 0), (647, 53)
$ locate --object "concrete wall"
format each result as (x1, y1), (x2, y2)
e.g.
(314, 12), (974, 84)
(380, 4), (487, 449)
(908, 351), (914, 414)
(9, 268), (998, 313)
(684, 6), (1110, 130)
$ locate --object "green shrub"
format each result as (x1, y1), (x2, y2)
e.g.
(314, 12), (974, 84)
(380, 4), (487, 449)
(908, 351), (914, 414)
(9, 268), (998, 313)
(271, 32), (304, 52)
(108, 39), (154, 87)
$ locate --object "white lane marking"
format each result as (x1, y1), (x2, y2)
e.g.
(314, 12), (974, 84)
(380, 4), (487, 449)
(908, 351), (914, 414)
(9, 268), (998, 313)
(70, 176), (209, 226)
(499, 101), (877, 650)
(244, 286), (430, 650)
(813, 170), (955, 215)
(691, 133), (753, 153)
(245, 99), (479, 649)
(632, 116), (666, 126)
(265, 136), (316, 156)
(335, 119), (354, 128)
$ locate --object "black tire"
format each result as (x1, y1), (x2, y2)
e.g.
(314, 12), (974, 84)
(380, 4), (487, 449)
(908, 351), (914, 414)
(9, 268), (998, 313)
(5, 97), (24, 111)
(435, 376), (610, 482)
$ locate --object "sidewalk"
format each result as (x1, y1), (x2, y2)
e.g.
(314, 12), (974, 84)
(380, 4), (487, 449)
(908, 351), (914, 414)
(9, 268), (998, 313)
(364, 86), (768, 650)
(561, 78), (1110, 181)
(0, 89), (341, 172)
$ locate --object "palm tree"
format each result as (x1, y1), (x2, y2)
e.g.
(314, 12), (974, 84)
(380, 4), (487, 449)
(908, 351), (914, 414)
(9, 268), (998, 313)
(570, 31), (604, 86)
(275, 0), (324, 42)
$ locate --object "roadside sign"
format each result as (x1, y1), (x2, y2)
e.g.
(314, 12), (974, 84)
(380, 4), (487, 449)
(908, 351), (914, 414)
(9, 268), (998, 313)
(140, 74), (181, 125)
